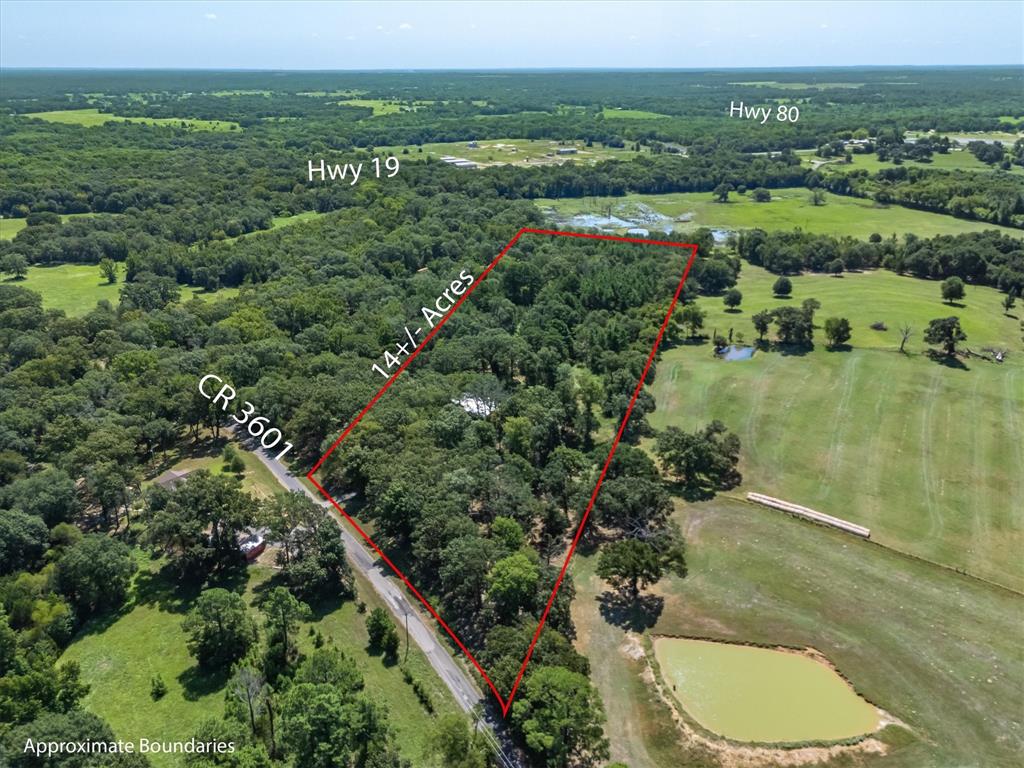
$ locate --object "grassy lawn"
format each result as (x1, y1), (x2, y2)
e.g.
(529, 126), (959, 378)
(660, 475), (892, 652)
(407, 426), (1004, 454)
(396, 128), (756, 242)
(336, 98), (431, 115)
(308, 568), (463, 759)
(12, 263), (239, 316)
(649, 265), (1023, 589)
(381, 137), (648, 167)
(0, 212), (109, 241)
(62, 541), (462, 767)
(569, 495), (1023, 768)
(728, 81), (865, 90)
(0, 219), (27, 240)
(270, 210), (322, 229)
(538, 188), (1024, 238)
(23, 108), (239, 131)
(813, 150), (1024, 176)
(602, 107), (669, 119)
(61, 560), (276, 768)
(153, 446), (280, 501)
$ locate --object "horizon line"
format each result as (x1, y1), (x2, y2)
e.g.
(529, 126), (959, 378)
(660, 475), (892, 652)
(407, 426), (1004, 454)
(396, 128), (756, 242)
(3, 64), (1022, 73)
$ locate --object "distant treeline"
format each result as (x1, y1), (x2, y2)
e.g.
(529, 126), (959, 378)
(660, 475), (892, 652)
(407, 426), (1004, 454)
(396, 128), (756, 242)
(822, 166), (1024, 228)
(4, 67), (1021, 153)
(738, 229), (1024, 294)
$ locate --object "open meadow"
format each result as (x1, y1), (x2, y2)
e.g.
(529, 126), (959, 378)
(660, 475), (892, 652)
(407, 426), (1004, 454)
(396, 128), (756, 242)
(12, 263), (240, 316)
(62, 444), (460, 768)
(570, 494), (1024, 768)
(23, 108), (239, 131)
(538, 189), (1022, 238)
(650, 265), (1023, 589)
(810, 150), (1024, 176)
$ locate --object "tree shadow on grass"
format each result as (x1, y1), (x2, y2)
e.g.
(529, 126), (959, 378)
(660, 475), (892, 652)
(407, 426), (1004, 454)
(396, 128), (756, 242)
(724, 308), (743, 315)
(72, 603), (135, 640)
(777, 342), (813, 357)
(825, 343), (853, 353)
(597, 590), (664, 632)
(178, 664), (231, 701)
(308, 593), (346, 621)
(364, 641), (400, 668)
(663, 479), (717, 503)
(133, 567), (201, 614)
(926, 350), (970, 370)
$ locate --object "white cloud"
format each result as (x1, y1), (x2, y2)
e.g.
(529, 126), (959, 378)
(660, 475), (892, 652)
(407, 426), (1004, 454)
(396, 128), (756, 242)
(204, 13), (217, 20)
(820, 23), (829, 29)
(399, 22), (413, 30)
(376, 25), (384, 31)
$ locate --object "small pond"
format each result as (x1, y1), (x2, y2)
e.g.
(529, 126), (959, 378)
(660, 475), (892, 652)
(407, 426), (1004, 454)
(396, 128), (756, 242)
(719, 345), (755, 361)
(653, 637), (880, 743)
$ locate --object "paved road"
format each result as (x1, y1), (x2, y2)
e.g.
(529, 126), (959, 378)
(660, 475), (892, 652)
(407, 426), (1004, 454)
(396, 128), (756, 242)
(248, 442), (483, 711)
(247, 441), (522, 768)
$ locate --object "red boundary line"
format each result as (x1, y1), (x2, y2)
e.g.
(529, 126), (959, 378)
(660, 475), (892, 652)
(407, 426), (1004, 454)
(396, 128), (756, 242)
(308, 227), (697, 716)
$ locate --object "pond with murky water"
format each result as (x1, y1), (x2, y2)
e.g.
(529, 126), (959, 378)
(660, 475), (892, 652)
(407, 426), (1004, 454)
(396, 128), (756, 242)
(653, 637), (880, 743)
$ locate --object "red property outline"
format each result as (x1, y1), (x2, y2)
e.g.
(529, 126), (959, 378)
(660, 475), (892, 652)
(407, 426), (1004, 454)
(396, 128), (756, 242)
(308, 228), (697, 716)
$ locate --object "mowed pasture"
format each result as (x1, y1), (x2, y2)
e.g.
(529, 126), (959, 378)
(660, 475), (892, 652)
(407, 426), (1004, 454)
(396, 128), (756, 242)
(601, 107), (670, 119)
(15, 263), (240, 316)
(650, 265), (1023, 589)
(812, 150), (1024, 176)
(0, 212), (108, 241)
(63, 535), (459, 767)
(570, 495), (1024, 768)
(23, 108), (239, 131)
(538, 189), (1024, 238)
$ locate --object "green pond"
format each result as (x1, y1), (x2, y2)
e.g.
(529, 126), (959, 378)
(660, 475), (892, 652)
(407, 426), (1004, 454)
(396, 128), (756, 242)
(653, 638), (880, 743)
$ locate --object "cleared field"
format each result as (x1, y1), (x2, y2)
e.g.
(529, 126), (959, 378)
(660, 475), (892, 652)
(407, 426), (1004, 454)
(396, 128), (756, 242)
(0, 212), (109, 241)
(538, 188), (1024, 238)
(729, 81), (865, 90)
(156, 451), (279, 501)
(61, 561), (275, 768)
(0, 219), (26, 240)
(650, 266), (1023, 589)
(813, 150), (1024, 176)
(652, 637), (879, 743)
(62, 559), (459, 767)
(381, 137), (648, 167)
(337, 98), (432, 115)
(23, 108), (239, 131)
(571, 496), (1024, 767)
(16, 263), (239, 316)
(602, 107), (670, 119)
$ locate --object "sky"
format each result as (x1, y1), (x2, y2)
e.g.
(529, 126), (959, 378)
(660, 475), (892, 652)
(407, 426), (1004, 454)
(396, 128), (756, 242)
(1, 0), (1021, 70)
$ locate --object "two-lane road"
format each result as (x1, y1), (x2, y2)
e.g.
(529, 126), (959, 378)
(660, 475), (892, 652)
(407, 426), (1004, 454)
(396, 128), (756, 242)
(248, 443), (523, 767)
(247, 442), (485, 713)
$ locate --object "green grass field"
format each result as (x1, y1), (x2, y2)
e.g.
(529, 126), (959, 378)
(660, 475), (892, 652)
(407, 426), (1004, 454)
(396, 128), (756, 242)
(570, 493), (1023, 768)
(23, 108), (239, 131)
(62, 562), (460, 767)
(337, 98), (405, 115)
(13, 263), (240, 316)
(602, 107), (669, 119)
(381, 137), (649, 167)
(728, 81), (865, 90)
(813, 150), (1024, 176)
(649, 265), (1023, 589)
(0, 212), (110, 241)
(538, 188), (1024, 238)
(0, 219), (27, 240)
